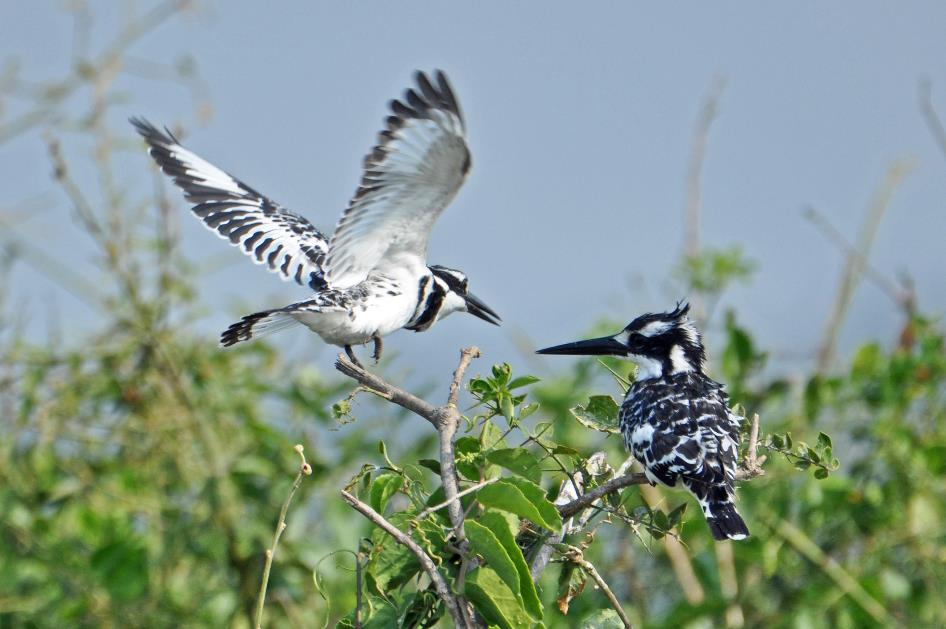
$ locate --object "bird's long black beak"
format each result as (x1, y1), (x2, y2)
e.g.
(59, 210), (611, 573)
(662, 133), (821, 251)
(536, 334), (627, 356)
(465, 292), (501, 326)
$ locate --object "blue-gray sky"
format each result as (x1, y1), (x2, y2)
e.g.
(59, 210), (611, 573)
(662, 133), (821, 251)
(3, 1), (945, 382)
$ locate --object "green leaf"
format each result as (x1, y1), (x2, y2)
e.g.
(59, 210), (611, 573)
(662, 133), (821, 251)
(580, 609), (625, 628)
(337, 594), (400, 628)
(508, 375), (541, 390)
(366, 514), (421, 591)
(486, 448), (542, 484)
(813, 467), (829, 479)
(585, 395), (619, 420)
(479, 511), (543, 619)
(465, 520), (521, 598)
(369, 473), (403, 514)
(817, 432), (833, 450)
(519, 402), (540, 420)
(667, 502), (688, 527)
(500, 395), (516, 420)
(570, 395), (620, 434)
(417, 459), (442, 475)
(465, 567), (536, 629)
(477, 478), (562, 532)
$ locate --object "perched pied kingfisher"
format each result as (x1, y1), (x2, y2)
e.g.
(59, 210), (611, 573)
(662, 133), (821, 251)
(131, 70), (499, 365)
(537, 303), (749, 541)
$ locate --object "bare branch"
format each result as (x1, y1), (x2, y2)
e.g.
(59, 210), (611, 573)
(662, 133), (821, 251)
(919, 78), (946, 164)
(682, 74), (727, 321)
(804, 206), (915, 314)
(340, 490), (469, 628)
(255, 445), (313, 629)
(334, 354), (438, 425)
(815, 160), (914, 372)
(449, 346), (481, 407)
(558, 464), (760, 520)
(558, 472), (650, 519)
(564, 545), (634, 629)
(438, 347), (481, 541)
(415, 478), (498, 522)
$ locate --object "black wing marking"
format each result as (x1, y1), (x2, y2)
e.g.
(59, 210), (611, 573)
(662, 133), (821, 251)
(131, 117), (328, 291)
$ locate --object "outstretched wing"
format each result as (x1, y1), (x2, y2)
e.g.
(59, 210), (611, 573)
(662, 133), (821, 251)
(131, 118), (328, 291)
(324, 70), (471, 289)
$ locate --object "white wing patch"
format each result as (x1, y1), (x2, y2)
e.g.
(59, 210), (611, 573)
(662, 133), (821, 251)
(324, 70), (471, 289)
(132, 118), (328, 291)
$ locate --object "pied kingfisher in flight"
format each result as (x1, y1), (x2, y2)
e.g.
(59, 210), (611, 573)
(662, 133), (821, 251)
(132, 70), (499, 365)
(537, 303), (749, 541)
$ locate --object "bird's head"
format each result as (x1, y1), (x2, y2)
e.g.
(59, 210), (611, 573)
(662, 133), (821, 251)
(536, 302), (704, 380)
(419, 265), (501, 329)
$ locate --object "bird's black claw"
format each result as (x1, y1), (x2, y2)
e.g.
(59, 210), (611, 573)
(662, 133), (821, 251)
(372, 336), (383, 363)
(345, 345), (363, 368)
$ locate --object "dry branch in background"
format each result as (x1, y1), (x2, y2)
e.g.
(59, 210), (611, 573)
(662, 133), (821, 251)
(813, 160), (914, 372)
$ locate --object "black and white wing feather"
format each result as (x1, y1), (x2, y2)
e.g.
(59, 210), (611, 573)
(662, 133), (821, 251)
(131, 118), (328, 291)
(324, 70), (471, 289)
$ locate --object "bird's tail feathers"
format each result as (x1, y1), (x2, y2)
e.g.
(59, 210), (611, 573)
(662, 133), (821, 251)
(704, 500), (749, 541)
(220, 309), (299, 347)
(684, 479), (750, 541)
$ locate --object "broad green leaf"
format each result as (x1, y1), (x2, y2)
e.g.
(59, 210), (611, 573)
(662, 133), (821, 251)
(477, 478), (562, 532)
(508, 375), (541, 390)
(465, 520), (521, 598)
(465, 567), (536, 629)
(570, 396), (620, 434)
(369, 473), (402, 514)
(486, 448), (542, 484)
(367, 514), (420, 591)
(417, 459), (442, 475)
(479, 511), (543, 620)
(500, 395), (516, 420)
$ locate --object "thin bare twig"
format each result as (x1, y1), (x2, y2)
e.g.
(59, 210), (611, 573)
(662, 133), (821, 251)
(564, 545), (634, 629)
(340, 490), (468, 628)
(255, 445), (313, 629)
(919, 79), (946, 164)
(804, 206), (915, 314)
(683, 74), (727, 322)
(815, 160), (914, 372)
(448, 347), (481, 407)
(334, 354), (437, 424)
(558, 457), (761, 519)
(415, 478), (498, 522)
